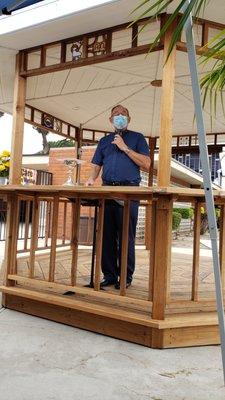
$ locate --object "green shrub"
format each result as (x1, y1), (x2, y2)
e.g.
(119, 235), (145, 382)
(172, 212), (182, 231)
(173, 207), (192, 219)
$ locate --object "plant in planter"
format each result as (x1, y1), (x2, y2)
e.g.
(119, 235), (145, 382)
(0, 150), (10, 184)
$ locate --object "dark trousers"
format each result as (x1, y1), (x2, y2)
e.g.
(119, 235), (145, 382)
(101, 200), (139, 282)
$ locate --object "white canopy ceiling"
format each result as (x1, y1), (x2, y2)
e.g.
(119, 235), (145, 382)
(0, 0), (224, 137)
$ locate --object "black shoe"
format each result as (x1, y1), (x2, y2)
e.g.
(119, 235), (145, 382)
(115, 281), (132, 290)
(63, 291), (75, 296)
(100, 278), (117, 287)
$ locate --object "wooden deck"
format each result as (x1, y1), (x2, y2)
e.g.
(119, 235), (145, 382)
(0, 246), (221, 349)
(0, 186), (224, 349)
(12, 246), (218, 302)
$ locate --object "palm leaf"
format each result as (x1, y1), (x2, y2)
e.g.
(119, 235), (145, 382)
(130, 1), (225, 119)
(130, 0), (209, 59)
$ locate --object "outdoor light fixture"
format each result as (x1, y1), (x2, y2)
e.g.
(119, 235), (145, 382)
(151, 79), (162, 87)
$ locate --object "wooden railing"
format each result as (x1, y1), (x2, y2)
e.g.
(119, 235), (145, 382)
(1, 186), (225, 321)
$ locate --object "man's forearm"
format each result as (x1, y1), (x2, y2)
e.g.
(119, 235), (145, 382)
(90, 164), (101, 180)
(125, 149), (150, 172)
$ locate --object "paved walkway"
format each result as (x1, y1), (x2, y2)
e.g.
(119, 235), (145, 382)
(0, 308), (224, 400)
(0, 238), (225, 399)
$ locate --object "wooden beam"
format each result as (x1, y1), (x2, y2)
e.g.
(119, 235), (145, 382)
(171, 144), (224, 155)
(25, 104), (77, 140)
(157, 19), (177, 186)
(20, 44), (163, 77)
(9, 53), (26, 184)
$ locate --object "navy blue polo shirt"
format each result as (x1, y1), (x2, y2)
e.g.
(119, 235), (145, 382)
(91, 130), (150, 184)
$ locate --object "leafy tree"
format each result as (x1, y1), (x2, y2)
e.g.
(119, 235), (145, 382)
(48, 139), (75, 148)
(33, 127), (50, 154)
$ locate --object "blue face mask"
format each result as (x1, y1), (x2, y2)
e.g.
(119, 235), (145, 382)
(112, 114), (128, 130)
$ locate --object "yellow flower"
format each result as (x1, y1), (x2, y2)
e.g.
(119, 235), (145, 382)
(1, 150), (10, 157)
(4, 161), (10, 168)
(0, 165), (5, 171)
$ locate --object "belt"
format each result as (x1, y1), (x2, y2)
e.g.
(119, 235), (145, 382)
(103, 180), (138, 186)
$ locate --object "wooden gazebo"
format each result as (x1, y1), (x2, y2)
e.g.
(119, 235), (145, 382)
(0, 0), (225, 348)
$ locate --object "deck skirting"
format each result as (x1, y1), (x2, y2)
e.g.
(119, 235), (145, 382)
(1, 287), (220, 349)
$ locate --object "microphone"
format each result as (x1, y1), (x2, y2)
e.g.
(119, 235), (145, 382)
(114, 130), (123, 152)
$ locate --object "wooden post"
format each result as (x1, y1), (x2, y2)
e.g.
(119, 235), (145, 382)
(145, 138), (156, 250)
(152, 195), (173, 319)
(9, 53), (26, 184)
(157, 20), (177, 187)
(192, 200), (201, 300)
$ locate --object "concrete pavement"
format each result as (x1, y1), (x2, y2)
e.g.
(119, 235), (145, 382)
(0, 306), (224, 400)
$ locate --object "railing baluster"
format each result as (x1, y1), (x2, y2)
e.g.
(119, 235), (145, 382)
(24, 200), (31, 251)
(48, 195), (59, 282)
(94, 199), (105, 291)
(120, 200), (130, 296)
(192, 200), (201, 301)
(62, 201), (67, 245)
(71, 198), (81, 286)
(29, 196), (39, 278)
(44, 200), (51, 247)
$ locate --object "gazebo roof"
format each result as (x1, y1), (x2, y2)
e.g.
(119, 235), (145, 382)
(0, 0), (225, 137)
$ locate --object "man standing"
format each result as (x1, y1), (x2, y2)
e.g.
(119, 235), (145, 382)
(86, 105), (150, 289)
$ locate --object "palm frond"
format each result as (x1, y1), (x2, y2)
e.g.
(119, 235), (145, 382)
(130, 0), (209, 59)
(130, 1), (225, 119)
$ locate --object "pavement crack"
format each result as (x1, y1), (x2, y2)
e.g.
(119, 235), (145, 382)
(159, 369), (193, 378)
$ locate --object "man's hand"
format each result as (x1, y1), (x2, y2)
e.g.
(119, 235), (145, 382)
(85, 164), (101, 186)
(112, 134), (128, 152)
(85, 177), (95, 186)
